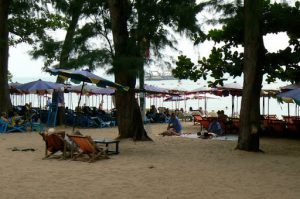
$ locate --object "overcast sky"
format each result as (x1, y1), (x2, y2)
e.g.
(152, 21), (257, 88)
(9, 31), (290, 88)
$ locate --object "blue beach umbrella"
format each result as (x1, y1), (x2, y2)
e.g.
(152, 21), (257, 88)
(277, 88), (300, 105)
(16, 79), (64, 92)
(16, 79), (64, 110)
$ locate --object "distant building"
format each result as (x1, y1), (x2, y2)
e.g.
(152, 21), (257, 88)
(145, 70), (177, 81)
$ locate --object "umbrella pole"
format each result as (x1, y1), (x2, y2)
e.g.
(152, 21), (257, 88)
(204, 93), (207, 114)
(232, 95), (234, 117)
(73, 83), (85, 132)
(262, 96), (265, 116)
(268, 96), (270, 119)
(236, 96), (239, 116)
(288, 103), (290, 117)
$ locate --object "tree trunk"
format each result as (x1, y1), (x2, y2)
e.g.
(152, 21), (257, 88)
(237, 0), (264, 151)
(0, 0), (12, 113)
(139, 68), (146, 122)
(54, 0), (83, 125)
(58, 0), (83, 68)
(108, 0), (151, 141)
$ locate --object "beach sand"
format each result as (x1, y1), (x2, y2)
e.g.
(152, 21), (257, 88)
(1, 122), (300, 199)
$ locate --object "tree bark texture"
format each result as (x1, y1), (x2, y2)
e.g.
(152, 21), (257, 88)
(58, 0), (83, 68)
(108, 0), (151, 140)
(55, 0), (83, 125)
(0, 0), (12, 113)
(237, 0), (264, 151)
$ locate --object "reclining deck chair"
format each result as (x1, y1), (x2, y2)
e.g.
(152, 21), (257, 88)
(193, 115), (210, 130)
(39, 131), (71, 159)
(0, 119), (26, 133)
(67, 135), (108, 162)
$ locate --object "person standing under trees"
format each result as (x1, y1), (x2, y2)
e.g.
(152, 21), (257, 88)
(52, 88), (65, 125)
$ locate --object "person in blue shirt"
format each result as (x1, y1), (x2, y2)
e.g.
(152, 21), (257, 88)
(207, 117), (223, 136)
(160, 113), (182, 136)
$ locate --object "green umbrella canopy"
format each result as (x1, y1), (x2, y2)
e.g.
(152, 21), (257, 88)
(46, 68), (129, 91)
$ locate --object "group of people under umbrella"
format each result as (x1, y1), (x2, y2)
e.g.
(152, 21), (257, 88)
(7, 69), (300, 129)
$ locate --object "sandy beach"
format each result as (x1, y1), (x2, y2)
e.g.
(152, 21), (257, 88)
(1, 122), (300, 199)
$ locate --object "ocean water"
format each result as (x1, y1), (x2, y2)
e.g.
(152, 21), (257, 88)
(10, 77), (296, 119)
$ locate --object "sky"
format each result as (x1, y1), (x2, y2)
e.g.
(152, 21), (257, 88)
(9, 31), (290, 90)
(8, 30), (294, 117)
(6, 0), (297, 118)
(8, 0), (295, 86)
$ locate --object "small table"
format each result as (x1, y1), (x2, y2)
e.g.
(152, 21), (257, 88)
(93, 138), (120, 155)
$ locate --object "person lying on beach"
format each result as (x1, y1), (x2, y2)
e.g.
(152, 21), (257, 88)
(160, 113), (182, 136)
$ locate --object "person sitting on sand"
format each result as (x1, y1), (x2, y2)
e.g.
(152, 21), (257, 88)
(207, 117), (223, 136)
(160, 113), (182, 136)
(11, 112), (24, 126)
(0, 112), (10, 123)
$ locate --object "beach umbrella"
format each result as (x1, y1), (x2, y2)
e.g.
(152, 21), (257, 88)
(46, 68), (128, 91)
(277, 88), (300, 117)
(9, 82), (23, 105)
(260, 87), (279, 116)
(16, 79), (64, 93)
(216, 82), (243, 117)
(46, 68), (128, 131)
(67, 84), (115, 95)
(280, 83), (300, 92)
(277, 88), (300, 105)
(164, 96), (186, 102)
(142, 84), (169, 94)
(164, 96), (186, 110)
(188, 86), (219, 113)
(16, 79), (64, 108)
(188, 86), (218, 94)
(9, 82), (23, 93)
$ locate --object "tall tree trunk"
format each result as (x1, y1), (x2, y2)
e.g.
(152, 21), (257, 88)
(237, 0), (264, 151)
(58, 0), (83, 69)
(0, 0), (12, 113)
(108, 0), (151, 140)
(139, 68), (146, 121)
(54, 0), (83, 125)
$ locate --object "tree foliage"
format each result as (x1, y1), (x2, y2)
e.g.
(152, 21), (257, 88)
(30, 0), (113, 71)
(173, 0), (300, 85)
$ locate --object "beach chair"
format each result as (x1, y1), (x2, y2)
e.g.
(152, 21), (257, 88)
(67, 135), (108, 162)
(193, 115), (204, 125)
(193, 115), (210, 130)
(287, 120), (300, 137)
(0, 119), (8, 133)
(0, 119), (26, 133)
(39, 131), (71, 159)
(268, 120), (286, 137)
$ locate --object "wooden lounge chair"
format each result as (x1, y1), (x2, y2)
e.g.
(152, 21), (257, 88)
(67, 135), (108, 162)
(39, 131), (71, 159)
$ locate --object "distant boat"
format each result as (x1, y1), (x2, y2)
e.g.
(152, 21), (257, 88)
(145, 70), (177, 81)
